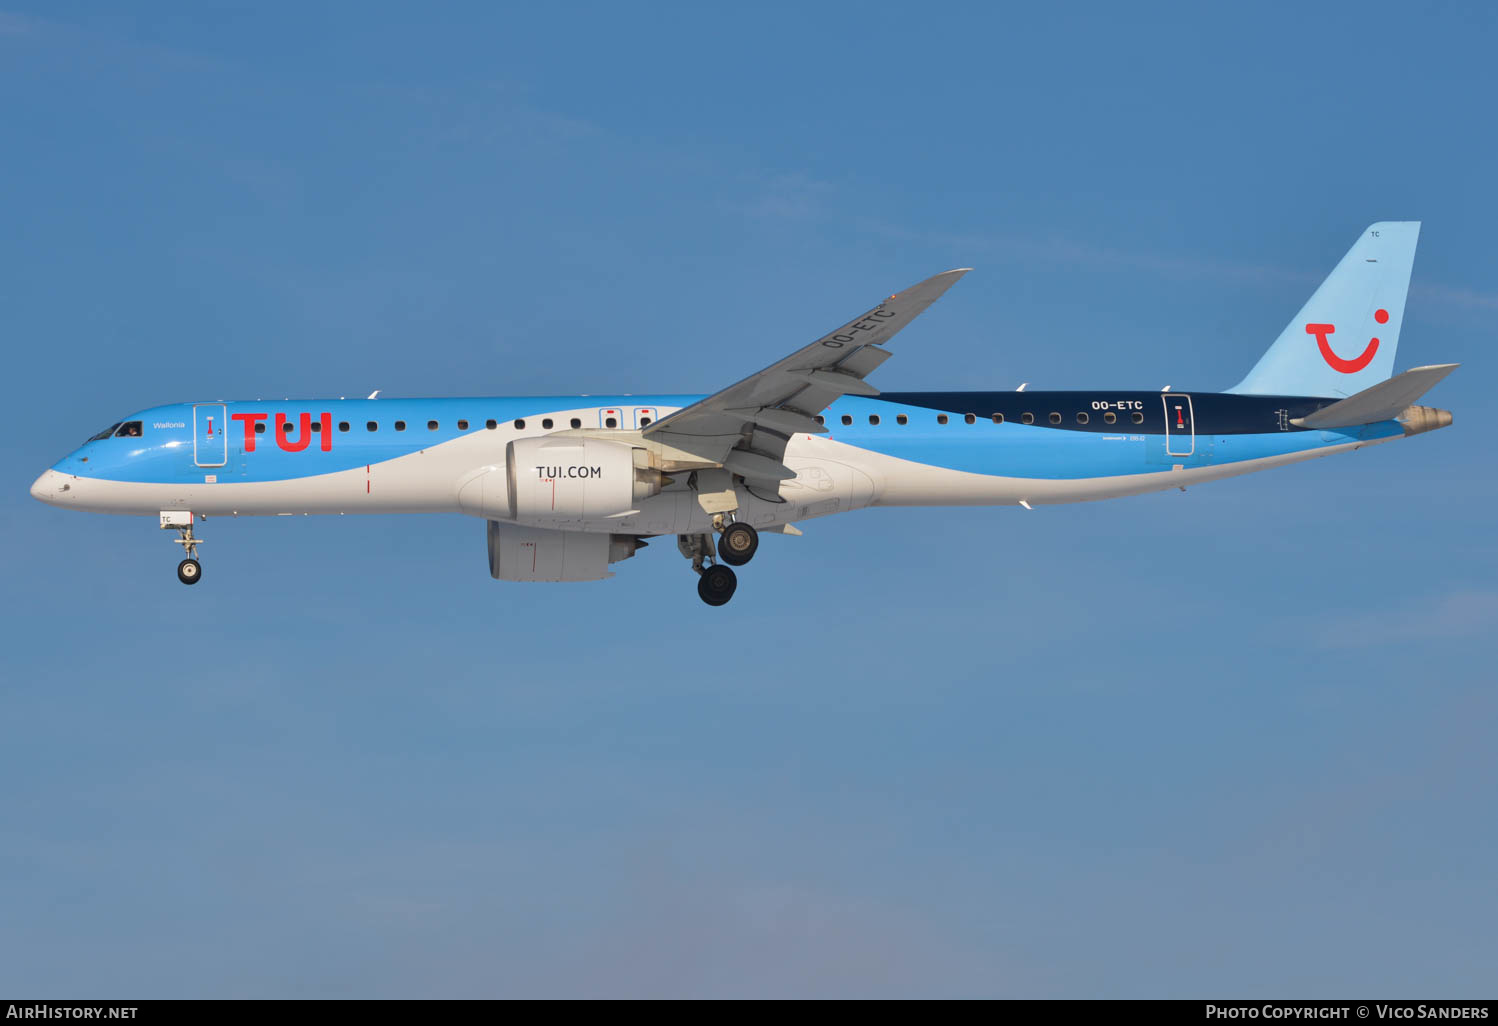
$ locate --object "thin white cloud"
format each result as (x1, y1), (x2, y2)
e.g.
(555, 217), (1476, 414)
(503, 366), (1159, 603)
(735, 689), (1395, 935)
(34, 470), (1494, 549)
(1309, 588), (1498, 649)
(0, 9), (233, 72)
(0, 11), (41, 34)
(1412, 281), (1498, 311)
(742, 173), (836, 222)
(853, 216), (1498, 312)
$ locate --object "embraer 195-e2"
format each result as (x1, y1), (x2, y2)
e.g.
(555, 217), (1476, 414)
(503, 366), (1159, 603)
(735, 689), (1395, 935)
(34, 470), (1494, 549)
(31, 222), (1455, 606)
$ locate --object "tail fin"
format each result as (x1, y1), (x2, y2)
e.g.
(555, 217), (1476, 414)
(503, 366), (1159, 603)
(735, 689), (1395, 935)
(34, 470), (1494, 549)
(1228, 222), (1420, 397)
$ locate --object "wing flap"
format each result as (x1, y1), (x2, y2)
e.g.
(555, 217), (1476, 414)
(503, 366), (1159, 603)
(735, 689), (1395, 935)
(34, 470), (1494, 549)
(829, 344), (895, 380)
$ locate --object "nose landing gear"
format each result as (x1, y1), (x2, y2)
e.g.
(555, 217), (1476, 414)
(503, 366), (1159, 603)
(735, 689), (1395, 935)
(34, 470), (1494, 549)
(161, 511), (203, 585)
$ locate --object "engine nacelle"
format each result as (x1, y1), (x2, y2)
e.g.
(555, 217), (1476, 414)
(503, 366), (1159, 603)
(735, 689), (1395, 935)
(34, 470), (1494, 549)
(505, 436), (664, 523)
(487, 521), (646, 582)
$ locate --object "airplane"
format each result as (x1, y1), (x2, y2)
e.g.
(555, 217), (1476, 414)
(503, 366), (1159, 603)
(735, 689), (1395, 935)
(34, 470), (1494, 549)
(30, 222), (1455, 606)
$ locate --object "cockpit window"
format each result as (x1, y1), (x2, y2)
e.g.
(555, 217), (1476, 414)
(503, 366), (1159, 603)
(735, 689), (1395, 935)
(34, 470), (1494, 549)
(88, 423), (122, 442)
(114, 421), (143, 438)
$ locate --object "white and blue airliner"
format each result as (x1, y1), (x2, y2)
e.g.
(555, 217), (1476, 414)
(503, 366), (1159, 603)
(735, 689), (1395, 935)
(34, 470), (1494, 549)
(31, 222), (1454, 605)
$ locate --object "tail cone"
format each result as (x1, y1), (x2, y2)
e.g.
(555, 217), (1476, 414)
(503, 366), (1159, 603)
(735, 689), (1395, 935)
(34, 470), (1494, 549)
(1398, 405), (1453, 436)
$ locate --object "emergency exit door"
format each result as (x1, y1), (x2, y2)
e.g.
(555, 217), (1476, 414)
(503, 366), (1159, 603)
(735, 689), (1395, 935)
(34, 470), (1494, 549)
(194, 403), (227, 467)
(1162, 394), (1195, 457)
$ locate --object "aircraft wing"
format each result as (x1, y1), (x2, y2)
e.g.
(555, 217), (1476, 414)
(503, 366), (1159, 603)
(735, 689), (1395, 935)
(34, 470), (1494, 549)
(643, 268), (970, 480)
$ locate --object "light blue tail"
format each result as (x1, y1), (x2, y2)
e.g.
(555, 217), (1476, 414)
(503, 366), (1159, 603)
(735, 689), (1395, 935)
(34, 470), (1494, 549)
(1229, 222), (1420, 398)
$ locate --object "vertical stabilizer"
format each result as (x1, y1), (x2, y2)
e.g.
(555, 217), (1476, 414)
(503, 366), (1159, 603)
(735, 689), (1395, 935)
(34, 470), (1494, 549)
(1228, 222), (1420, 397)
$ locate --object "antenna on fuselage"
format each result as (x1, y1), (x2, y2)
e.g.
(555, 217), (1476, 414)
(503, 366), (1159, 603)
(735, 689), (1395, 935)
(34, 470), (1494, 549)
(368, 390), (381, 399)
(1017, 382), (1028, 391)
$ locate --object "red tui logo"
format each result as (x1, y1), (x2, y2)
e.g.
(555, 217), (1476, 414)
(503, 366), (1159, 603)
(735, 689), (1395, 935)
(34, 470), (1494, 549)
(1307, 316), (1383, 374)
(231, 412), (333, 453)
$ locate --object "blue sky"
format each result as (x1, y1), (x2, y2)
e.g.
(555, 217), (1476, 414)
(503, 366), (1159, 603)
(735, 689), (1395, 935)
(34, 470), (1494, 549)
(2, 2), (1495, 997)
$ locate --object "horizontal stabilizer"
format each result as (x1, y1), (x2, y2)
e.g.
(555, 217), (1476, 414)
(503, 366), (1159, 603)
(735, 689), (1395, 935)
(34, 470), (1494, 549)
(1291, 364), (1458, 429)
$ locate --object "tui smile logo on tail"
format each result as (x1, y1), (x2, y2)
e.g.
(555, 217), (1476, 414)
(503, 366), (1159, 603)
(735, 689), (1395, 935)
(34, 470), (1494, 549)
(1306, 309), (1387, 374)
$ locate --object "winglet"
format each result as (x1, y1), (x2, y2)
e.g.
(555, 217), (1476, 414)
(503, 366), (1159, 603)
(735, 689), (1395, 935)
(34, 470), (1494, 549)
(879, 268), (971, 328)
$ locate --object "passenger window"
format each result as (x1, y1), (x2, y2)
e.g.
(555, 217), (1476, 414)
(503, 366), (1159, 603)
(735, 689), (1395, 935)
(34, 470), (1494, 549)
(896, 414), (908, 425)
(570, 418), (582, 429)
(514, 419), (525, 430)
(367, 421), (378, 432)
(1021, 412), (1034, 425)
(991, 413), (1004, 424)
(486, 419), (497, 430)
(1131, 411), (1144, 424)
(1077, 412), (1089, 425)
(1104, 412), (1117, 424)
(542, 418), (553, 429)
(841, 415), (852, 426)
(395, 420), (406, 431)
(605, 417), (618, 428)
(964, 413), (976, 425)
(1049, 412), (1062, 424)
(338, 421), (350, 432)
(640, 417), (651, 426)
(255, 423), (266, 434)
(311, 420), (321, 432)
(814, 415), (825, 425)
(428, 420), (439, 431)
(937, 414), (949, 425)
(115, 421), (143, 438)
(869, 414), (880, 425)
(457, 419), (469, 430)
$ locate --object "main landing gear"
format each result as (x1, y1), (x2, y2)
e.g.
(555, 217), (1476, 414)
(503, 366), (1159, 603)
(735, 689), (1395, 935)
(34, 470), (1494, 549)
(680, 517), (760, 606)
(717, 521), (759, 566)
(161, 511), (203, 586)
(698, 563), (737, 606)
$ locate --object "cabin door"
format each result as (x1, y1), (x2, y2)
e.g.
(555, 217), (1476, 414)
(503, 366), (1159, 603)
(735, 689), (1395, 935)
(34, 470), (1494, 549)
(1162, 395), (1195, 458)
(194, 404), (228, 467)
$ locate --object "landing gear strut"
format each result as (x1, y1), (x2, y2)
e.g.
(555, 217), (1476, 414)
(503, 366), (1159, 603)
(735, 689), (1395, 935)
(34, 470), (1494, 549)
(679, 531), (738, 607)
(679, 514), (760, 606)
(161, 511), (203, 586)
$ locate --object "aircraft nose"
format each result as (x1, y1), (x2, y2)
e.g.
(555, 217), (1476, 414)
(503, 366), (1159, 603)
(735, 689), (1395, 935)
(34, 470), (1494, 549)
(30, 469), (70, 505)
